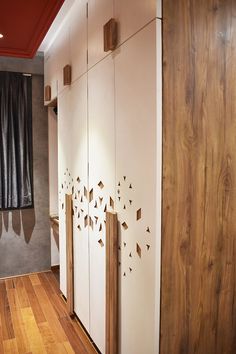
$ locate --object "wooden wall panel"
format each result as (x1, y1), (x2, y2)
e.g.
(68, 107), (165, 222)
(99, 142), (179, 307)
(66, 194), (74, 316)
(58, 88), (72, 297)
(106, 211), (118, 354)
(162, 1), (236, 353)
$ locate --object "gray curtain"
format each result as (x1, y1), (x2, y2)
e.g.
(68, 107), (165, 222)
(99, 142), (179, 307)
(0, 71), (33, 210)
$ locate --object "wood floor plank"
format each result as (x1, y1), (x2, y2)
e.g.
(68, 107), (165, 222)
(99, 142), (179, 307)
(21, 307), (47, 354)
(38, 273), (55, 296)
(59, 316), (88, 354)
(7, 288), (31, 353)
(29, 274), (41, 286)
(2, 338), (19, 354)
(33, 284), (67, 343)
(37, 273), (67, 319)
(38, 321), (62, 354)
(13, 278), (30, 309)
(0, 281), (15, 340)
(5, 279), (14, 290)
(63, 341), (75, 354)
(44, 272), (61, 295)
(0, 314), (4, 353)
(0, 272), (96, 354)
(22, 276), (46, 324)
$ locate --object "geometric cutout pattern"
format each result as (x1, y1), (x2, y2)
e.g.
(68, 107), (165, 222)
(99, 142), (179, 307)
(98, 181), (104, 189)
(122, 222), (128, 230)
(89, 189), (93, 202)
(98, 239), (104, 247)
(136, 243), (141, 258)
(110, 197), (114, 210)
(136, 208), (142, 221)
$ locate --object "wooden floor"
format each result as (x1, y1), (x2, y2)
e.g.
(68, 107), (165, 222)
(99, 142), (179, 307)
(0, 271), (97, 354)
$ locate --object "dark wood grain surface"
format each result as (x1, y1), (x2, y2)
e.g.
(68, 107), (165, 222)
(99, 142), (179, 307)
(161, 1), (236, 353)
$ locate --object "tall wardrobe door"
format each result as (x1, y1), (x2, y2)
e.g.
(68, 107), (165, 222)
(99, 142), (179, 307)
(115, 20), (159, 354)
(88, 0), (114, 69)
(44, 43), (59, 101)
(58, 87), (72, 297)
(69, 0), (88, 81)
(157, 0), (162, 18)
(114, 0), (156, 45)
(55, 27), (70, 94)
(70, 74), (90, 331)
(88, 55), (115, 353)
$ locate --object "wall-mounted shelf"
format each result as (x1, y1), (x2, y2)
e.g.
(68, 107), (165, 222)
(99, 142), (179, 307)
(45, 97), (57, 108)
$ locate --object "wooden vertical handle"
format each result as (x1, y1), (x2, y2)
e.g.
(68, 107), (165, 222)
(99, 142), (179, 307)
(106, 211), (118, 354)
(104, 18), (118, 52)
(66, 194), (74, 317)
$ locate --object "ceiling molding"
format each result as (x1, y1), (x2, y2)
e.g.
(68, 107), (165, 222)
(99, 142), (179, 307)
(0, 0), (65, 58)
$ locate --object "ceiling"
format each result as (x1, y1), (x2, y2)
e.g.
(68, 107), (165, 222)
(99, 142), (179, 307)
(0, 0), (65, 59)
(39, 0), (75, 53)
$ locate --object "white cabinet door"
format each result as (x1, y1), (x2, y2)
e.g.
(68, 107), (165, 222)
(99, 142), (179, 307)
(88, 55), (115, 353)
(58, 87), (72, 297)
(44, 46), (58, 101)
(69, 0), (87, 82)
(115, 20), (161, 354)
(114, 0), (156, 45)
(157, 0), (162, 18)
(88, 0), (113, 69)
(71, 74), (90, 331)
(44, 25), (70, 99)
(55, 26), (70, 94)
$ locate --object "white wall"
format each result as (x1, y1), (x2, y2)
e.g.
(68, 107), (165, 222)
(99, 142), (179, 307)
(45, 0), (162, 352)
(48, 108), (59, 266)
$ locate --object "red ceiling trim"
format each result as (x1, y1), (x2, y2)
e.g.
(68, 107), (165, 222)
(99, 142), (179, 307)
(28, 0), (65, 58)
(0, 0), (65, 59)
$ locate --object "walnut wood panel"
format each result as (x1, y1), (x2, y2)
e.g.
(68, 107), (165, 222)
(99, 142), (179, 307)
(162, 1), (236, 353)
(66, 194), (74, 317)
(106, 211), (118, 354)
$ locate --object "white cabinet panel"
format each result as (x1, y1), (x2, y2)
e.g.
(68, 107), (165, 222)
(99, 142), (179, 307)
(58, 87), (72, 297)
(56, 27), (70, 94)
(115, 20), (160, 354)
(44, 25), (70, 99)
(71, 74), (90, 331)
(114, 0), (156, 45)
(44, 47), (58, 101)
(88, 0), (113, 69)
(69, 0), (87, 81)
(157, 0), (162, 18)
(88, 55), (115, 353)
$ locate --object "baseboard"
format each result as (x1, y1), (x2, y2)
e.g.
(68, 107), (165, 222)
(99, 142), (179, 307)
(0, 269), (51, 281)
